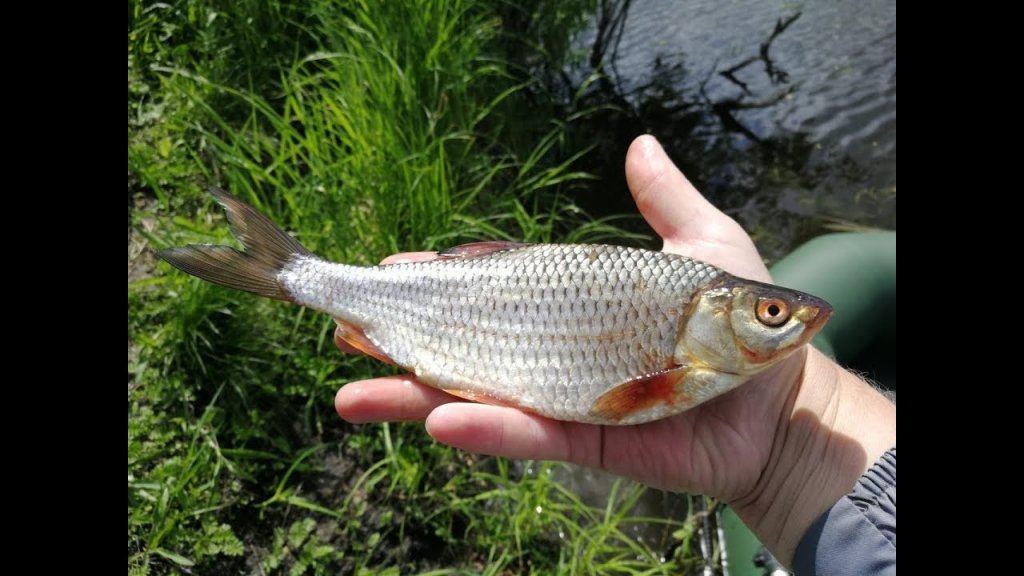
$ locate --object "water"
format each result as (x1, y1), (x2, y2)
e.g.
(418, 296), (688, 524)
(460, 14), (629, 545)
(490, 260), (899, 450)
(562, 0), (896, 259)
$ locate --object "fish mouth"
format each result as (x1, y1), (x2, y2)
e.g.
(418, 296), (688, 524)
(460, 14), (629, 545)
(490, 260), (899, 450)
(793, 296), (834, 337)
(798, 301), (831, 332)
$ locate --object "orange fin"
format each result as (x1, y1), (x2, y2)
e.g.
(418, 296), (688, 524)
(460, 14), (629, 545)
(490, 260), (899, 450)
(438, 241), (530, 259)
(334, 319), (396, 365)
(590, 367), (690, 422)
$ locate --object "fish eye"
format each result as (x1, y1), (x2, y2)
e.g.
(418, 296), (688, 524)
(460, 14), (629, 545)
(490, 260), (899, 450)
(756, 297), (791, 327)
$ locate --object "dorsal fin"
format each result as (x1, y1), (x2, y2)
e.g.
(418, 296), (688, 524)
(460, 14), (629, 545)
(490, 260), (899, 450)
(438, 241), (531, 259)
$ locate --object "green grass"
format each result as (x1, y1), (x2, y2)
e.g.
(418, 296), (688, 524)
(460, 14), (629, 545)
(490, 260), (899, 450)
(128, 0), (698, 573)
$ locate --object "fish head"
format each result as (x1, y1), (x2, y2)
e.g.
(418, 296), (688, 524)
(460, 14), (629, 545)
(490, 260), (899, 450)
(677, 276), (833, 376)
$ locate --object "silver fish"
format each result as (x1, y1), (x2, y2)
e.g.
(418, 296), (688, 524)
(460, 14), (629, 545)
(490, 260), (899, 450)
(159, 189), (832, 425)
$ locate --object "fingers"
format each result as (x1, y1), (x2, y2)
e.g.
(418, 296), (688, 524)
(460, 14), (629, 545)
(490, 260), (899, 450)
(425, 403), (603, 466)
(340, 385), (606, 470)
(335, 375), (458, 422)
(335, 374), (604, 468)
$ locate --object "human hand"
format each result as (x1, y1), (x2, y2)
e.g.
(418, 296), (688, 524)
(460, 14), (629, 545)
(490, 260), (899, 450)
(334, 135), (895, 564)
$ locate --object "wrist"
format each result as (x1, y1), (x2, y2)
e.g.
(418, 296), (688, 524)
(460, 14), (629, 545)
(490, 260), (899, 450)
(730, 346), (896, 565)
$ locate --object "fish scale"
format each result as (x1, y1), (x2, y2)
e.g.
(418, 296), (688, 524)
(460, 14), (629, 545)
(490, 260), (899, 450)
(159, 189), (833, 425)
(280, 245), (717, 422)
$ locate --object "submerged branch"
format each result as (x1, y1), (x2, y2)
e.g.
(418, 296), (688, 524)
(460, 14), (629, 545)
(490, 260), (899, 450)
(719, 12), (802, 90)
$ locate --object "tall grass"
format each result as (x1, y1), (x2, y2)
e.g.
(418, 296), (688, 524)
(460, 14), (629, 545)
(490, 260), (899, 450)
(128, 1), (687, 574)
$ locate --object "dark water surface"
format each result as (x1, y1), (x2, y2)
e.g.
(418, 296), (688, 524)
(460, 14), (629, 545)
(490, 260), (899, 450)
(562, 0), (896, 259)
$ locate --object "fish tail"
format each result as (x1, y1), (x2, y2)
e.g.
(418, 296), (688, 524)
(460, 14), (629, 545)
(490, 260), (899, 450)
(157, 188), (312, 302)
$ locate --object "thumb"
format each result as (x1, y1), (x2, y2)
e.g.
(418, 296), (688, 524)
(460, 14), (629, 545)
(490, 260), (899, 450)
(625, 135), (718, 251)
(625, 135), (769, 281)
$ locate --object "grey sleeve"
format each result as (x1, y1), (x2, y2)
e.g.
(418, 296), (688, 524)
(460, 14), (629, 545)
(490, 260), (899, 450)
(792, 447), (896, 575)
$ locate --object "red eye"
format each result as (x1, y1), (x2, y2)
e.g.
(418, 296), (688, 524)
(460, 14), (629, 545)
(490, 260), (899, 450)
(756, 298), (791, 327)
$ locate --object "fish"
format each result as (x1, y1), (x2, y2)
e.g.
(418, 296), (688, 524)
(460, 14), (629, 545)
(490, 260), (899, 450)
(158, 189), (832, 425)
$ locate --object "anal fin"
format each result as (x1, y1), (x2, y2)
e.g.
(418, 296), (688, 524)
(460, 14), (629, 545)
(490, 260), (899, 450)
(334, 319), (397, 365)
(590, 367), (690, 423)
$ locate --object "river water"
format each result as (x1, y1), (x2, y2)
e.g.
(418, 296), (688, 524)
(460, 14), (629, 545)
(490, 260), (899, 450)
(564, 0), (896, 259)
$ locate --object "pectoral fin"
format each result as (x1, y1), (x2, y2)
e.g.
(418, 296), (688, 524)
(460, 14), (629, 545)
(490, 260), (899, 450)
(590, 367), (691, 423)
